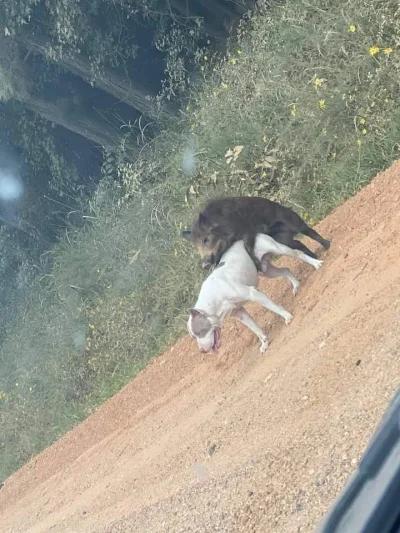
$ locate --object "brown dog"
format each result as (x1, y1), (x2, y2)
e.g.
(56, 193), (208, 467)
(181, 196), (330, 270)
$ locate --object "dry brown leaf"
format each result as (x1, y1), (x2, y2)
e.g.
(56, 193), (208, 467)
(225, 145), (244, 165)
(254, 161), (272, 169)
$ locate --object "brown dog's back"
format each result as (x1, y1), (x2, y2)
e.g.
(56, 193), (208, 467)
(200, 196), (299, 237)
(183, 196), (330, 268)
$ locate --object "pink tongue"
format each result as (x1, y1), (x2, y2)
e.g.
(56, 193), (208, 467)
(212, 329), (221, 352)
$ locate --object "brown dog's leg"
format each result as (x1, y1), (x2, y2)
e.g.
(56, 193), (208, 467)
(301, 225), (330, 250)
(274, 231), (319, 259)
(288, 239), (318, 259)
(281, 209), (330, 250)
(243, 233), (262, 271)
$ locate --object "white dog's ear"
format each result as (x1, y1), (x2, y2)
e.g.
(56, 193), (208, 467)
(187, 308), (204, 317)
(181, 229), (193, 241)
(187, 308), (212, 337)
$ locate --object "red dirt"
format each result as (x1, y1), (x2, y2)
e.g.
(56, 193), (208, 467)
(1, 162), (400, 533)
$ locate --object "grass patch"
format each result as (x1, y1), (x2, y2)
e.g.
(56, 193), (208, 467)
(1, 0), (400, 482)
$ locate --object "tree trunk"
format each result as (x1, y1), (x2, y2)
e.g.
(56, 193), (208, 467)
(21, 94), (138, 159)
(17, 31), (176, 120)
(0, 36), (138, 159)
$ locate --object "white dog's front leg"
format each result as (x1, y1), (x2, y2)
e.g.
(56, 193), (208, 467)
(261, 262), (300, 295)
(231, 307), (268, 353)
(248, 286), (293, 325)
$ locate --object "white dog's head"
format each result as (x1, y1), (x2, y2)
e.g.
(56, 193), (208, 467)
(187, 308), (222, 353)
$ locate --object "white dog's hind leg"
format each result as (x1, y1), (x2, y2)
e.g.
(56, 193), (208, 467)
(294, 250), (323, 270)
(270, 242), (324, 270)
(261, 261), (300, 295)
(231, 307), (268, 353)
(248, 287), (293, 325)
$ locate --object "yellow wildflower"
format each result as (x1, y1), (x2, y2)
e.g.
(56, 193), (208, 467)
(348, 24), (356, 33)
(383, 47), (393, 55)
(204, 55), (208, 61)
(231, 58), (237, 65)
(290, 104), (296, 117)
(356, 139), (362, 146)
(318, 99), (326, 110)
(262, 135), (268, 142)
(313, 76), (327, 89)
(369, 45), (380, 56)
(359, 117), (366, 124)
(237, 49), (242, 55)
(221, 82), (228, 89)
(362, 128), (367, 135)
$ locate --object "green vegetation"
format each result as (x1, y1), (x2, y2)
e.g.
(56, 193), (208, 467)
(1, 0), (400, 482)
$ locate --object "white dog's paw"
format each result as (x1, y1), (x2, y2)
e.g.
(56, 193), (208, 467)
(284, 313), (293, 325)
(259, 339), (269, 353)
(312, 259), (324, 270)
(292, 280), (300, 295)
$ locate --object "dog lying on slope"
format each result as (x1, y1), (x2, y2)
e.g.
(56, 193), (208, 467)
(182, 196), (330, 271)
(187, 233), (323, 354)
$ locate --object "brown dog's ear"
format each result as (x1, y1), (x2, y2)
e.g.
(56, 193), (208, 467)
(181, 229), (193, 241)
(198, 212), (220, 233)
(198, 212), (209, 228)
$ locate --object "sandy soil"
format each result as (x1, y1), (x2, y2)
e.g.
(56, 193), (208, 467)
(1, 161), (400, 533)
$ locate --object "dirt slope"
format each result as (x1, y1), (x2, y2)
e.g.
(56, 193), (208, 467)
(1, 162), (400, 533)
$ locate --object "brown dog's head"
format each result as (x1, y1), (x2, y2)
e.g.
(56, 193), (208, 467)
(181, 213), (229, 269)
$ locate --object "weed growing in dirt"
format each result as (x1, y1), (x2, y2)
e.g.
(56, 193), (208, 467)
(1, 0), (400, 482)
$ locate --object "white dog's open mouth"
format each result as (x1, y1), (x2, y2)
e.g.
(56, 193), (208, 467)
(212, 328), (221, 352)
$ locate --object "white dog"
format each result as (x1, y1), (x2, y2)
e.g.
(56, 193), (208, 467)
(187, 233), (323, 353)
